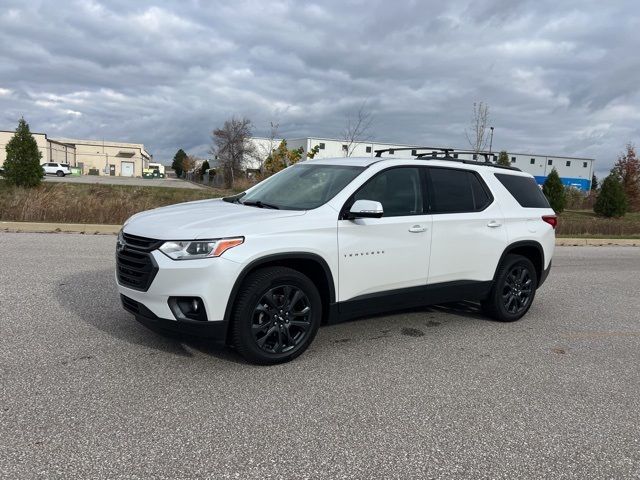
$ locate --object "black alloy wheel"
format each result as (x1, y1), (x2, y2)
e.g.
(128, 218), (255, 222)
(251, 285), (312, 354)
(482, 254), (538, 322)
(231, 266), (322, 364)
(501, 265), (533, 315)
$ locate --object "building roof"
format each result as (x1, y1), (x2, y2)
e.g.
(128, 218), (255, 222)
(51, 137), (151, 159)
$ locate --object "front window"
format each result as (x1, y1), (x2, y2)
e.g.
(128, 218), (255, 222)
(238, 164), (364, 210)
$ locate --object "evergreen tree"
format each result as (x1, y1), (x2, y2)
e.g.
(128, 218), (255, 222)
(171, 149), (187, 178)
(591, 174), (598, 191)
(542, 168), (566, 213)
(3, 118), (43, 187)
(496, 150), (510, 167)
(594, 174), (627, 217)
(200, 160), (210, 177)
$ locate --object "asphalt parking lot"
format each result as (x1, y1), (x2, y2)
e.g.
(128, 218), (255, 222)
(43, 174), (206, 190)
(1, 233), (639, 479)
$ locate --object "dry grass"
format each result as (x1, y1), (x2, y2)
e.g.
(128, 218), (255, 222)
(0, 180), (233, 225)
(3, 181), (640, 238)
(557, 210), (640, 238)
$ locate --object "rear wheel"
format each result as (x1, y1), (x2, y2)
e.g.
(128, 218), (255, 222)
(231, 267), (322, 364)
(482, 254), (537, 322)
(56, 170), (65, 177)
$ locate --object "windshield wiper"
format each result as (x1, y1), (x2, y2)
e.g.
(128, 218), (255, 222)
(223, 192), (246, 204)
(242, 200), (280, 210)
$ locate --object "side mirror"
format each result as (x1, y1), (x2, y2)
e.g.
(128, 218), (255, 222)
(349, 199), (384, 219)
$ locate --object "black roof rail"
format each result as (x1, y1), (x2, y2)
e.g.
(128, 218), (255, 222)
(373, 146), (521, 171)
(374, 147), (454, 157)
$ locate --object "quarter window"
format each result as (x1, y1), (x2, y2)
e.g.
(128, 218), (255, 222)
(429, 168), (492, 213)
(353, 168), (423, 217)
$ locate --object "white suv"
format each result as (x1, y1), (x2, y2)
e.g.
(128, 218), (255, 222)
(116, 148), (556, 364)
(42, 162), (71, 177)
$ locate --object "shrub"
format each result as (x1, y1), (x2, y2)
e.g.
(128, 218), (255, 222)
(542, 168), (566, 213)
(3, 118), (43, 188)
(496, 151), (510, 167)
(594, 174), (627, 218)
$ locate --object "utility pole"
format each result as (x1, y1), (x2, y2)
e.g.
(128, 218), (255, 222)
(489, 126), (494, 155)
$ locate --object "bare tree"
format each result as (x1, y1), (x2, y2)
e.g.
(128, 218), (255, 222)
(465, 101), (491, 154)
(211, 117), (256, 188)
(342, 102), (373, 157)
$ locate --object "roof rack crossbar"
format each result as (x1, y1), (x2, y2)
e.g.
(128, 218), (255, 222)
(374, 147), (455, 157)
(373, 147), (521, 171)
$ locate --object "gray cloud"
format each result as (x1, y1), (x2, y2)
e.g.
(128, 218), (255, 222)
(1, 0), (639, 176)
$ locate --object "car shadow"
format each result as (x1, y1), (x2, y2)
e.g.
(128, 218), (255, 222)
(55, 267), (492, 364)
(54, 267), (244, 363)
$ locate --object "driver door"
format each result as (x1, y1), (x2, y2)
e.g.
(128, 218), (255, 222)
(337, 167), (432, 302)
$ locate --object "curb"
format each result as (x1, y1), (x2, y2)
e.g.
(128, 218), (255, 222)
(556, 238), (640, 247)
(0, 221), (120, 235)
(1, 222), (639, 246)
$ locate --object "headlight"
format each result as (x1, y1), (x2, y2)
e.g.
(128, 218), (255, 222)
(159, 237), (244, 260)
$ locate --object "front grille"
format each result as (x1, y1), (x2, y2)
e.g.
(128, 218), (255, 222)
(122, 233), (163, 251)
(116, 233), (160, 291)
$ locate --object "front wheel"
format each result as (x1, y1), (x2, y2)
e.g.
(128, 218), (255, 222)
(482, 254), (538, 322)
(231, 267), (322, 364)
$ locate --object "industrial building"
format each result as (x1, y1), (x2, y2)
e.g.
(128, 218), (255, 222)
(249, 137), (595, 191)
(0, 130), (151, 177)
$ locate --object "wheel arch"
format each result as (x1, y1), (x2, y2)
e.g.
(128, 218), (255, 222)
(494, 240), (544, 286)
(223, 253), (337, 340)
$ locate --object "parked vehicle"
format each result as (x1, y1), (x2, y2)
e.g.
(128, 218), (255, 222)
(116, 148), (556, 364)
(42, 162), (71, 177)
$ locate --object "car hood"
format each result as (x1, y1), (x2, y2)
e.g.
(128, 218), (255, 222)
(123, 198), (307, 240)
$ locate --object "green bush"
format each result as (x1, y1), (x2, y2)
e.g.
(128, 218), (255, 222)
(496, 150), (510, 167)
(542, 168), (566, 213)
(3, 118), (43, 188)
(594, 174), (628, 218)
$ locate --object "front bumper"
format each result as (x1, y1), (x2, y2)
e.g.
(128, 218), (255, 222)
(121, 295), (229, 341)
(116, 249), (242, 321)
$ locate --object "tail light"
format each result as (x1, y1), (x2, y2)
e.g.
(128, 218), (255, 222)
(542, 215), (558, 229)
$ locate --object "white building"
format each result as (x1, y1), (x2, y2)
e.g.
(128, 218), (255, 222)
(248, 137), (595, 191)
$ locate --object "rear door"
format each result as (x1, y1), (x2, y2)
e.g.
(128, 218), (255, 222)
(426, 167), (507, 284)
(337, 166), (432, 301)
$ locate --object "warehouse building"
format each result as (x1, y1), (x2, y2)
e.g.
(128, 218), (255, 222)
(0, 130), (151, 177)
(249, 137), (595, 191)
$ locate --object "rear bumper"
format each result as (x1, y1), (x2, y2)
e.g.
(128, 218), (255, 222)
(539, 260), (552, 288)
(121, 295), (229, 342)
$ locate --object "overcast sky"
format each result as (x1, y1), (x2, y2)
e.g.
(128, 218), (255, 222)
(1, 0), (638, 176)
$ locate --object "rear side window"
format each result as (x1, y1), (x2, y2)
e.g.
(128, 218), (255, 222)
(428, 168), (492, 213)
(495, 173), (550, 208)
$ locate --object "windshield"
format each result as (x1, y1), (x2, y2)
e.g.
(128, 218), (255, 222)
(239, 163), (364, 210)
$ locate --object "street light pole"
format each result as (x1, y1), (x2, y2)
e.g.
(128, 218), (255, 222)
(489, 126), (494, 155)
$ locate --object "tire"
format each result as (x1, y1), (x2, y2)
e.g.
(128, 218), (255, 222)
(230, 267), (322, 365)
(56, 170), (65, 177)
(482, 254), (538, 322)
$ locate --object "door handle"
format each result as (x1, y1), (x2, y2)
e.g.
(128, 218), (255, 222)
(409, 225), (427, 233)
(487, 220), (502, 228)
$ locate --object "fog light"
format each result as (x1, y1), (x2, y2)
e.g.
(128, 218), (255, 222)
(168, 297), (208, 322)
